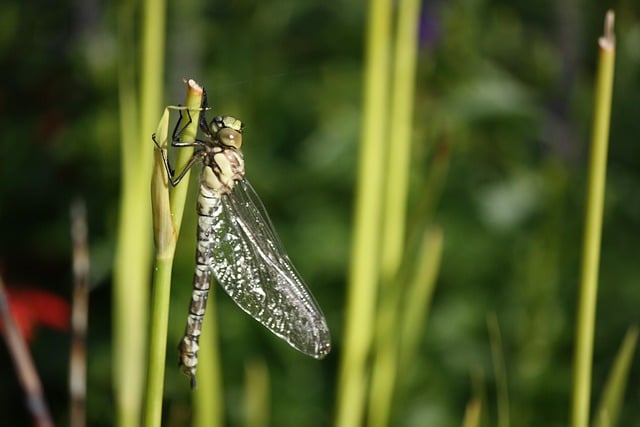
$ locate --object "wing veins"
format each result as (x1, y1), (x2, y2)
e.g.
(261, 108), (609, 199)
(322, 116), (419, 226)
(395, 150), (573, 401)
(209, 178), (330, 357)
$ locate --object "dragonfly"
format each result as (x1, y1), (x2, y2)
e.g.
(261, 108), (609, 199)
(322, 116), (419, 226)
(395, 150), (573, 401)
(154, 90), (331, 387)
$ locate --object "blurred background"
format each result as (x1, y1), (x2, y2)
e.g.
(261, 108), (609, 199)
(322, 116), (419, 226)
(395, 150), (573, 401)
(0, 0), (639, 426)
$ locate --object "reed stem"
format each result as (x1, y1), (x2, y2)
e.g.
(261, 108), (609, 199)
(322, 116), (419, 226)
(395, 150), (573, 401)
(145, 81), (203, 427)
(334, 0), (392, 424)
(571, 10), (616, 427)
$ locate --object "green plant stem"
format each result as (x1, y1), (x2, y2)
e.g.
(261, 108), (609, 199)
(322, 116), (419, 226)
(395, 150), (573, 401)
(571, 10), (616, 427)
(194, 302), (224, 427)
(462, 399), (482, 427)
(113, 0), (146, 424)
(145, 81), (203, 427)
(144, 257), (173, 427)
(334, 0), (392, 424)
(380, 0), (421, 279)
(169, 91), (203, 232)
(398, 226), (442, 371)
(114, 0), (168, 422)
(140, 0), (167, 171)
(594, 326), (638, 427)
(243, 358), (270, 427)
(368, 0), (422, 423)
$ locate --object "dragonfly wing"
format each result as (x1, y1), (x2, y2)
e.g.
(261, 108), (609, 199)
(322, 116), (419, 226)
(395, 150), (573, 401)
(208, 178), (331, 359)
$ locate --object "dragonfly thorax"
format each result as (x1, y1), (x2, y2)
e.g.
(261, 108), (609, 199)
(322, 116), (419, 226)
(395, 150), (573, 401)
(201, 146), (245, 194)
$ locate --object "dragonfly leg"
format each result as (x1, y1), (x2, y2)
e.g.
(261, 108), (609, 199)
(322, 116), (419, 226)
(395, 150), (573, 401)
(199, 89), (216, 140)
(171, 107), (214, 151)
(169, 152), (205, 186)
(152, 132), (175, 175)
(153, 102), (215, 186)
(153, 131), (206, 186)
(171, 107), (205, 145)
(172, 107), (191, 140)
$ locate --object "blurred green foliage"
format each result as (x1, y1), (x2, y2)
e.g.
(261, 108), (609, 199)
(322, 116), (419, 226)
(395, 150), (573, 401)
(0, 0), (640, 426)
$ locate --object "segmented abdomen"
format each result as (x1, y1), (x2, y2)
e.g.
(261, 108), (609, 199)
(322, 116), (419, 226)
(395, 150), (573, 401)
(178, 185), (222, 387)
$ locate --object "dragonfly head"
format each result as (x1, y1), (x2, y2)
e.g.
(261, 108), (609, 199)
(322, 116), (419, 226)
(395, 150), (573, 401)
(212, 115), (243, 149)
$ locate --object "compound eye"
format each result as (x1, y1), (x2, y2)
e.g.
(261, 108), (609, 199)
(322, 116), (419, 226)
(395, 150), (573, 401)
(218, 127), (242, 149)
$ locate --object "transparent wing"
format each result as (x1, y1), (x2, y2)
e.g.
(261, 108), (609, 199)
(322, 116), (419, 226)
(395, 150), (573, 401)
(207, 178), (331, 358)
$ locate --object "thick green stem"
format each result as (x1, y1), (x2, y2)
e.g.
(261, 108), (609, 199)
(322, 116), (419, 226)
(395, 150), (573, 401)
(194, 303), (224, 427)
(144, 257), (173, 427)
(145, 81), (203, 427)
(114, 0), (167, 422)
(113, 0), (148, 424)
(368, 0), (422, 423)
(334, 0), (392, 424)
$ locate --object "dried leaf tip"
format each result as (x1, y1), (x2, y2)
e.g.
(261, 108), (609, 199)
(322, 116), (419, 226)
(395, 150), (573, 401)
(599, 10), (615, 51)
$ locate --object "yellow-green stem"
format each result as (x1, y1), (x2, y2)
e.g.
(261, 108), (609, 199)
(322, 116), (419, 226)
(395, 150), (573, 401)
(571, 10), (615, 427)
(398, 227), (442, 370)
(334, 0), (392, 424)
(145, 82), (203, 427)
(170, 85), (203, 232)
(594, 326), (638, 427)
(368, 0), (422, 422)
(461, 399), (482, 427)
(243, 358), (270, 427)
(380, 0), (421, 280)
(113, 0), (147, 423)
(194, 300), (224, 427)
(144, 257), (173, 427)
